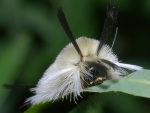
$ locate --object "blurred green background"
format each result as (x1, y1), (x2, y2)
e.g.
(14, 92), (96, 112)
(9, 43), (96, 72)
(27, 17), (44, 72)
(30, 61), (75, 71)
(0, 0), (150, 113)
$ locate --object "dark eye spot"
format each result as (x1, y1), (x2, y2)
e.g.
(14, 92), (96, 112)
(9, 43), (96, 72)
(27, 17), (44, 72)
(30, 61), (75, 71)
(83, 61), (108, 87)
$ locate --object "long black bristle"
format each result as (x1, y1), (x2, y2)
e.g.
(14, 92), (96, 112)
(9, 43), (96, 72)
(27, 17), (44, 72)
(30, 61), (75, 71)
(57, 7), (83, 57)
(97, 3), (119, 55)
(2, 84), (35, 89)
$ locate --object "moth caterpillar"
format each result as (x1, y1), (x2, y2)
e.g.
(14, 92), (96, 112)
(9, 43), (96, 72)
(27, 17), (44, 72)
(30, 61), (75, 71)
(26, 4), (143, 105)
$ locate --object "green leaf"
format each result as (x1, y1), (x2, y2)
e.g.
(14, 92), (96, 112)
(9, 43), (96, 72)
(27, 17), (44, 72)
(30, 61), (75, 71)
(70, 69), (150, 113)
(24, 102), (52, 113)
(84, 69), (150, 98)
(69, 94), (104, 113)
(24, 100), (78, 113)
(25, 70), (150, 113)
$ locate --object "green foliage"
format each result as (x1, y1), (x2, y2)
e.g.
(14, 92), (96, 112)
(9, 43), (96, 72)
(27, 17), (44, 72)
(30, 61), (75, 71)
(84, 70), (150, 98)
(25, 70), (150, 113)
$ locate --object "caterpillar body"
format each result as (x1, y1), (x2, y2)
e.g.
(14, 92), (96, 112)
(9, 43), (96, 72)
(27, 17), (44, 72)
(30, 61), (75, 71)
(26, 4), (143, 105)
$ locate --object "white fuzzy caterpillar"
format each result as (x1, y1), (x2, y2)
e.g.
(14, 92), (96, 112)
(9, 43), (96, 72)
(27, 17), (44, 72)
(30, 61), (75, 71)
(26, 37), (142, 105)
(26, 4), (143, 105)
